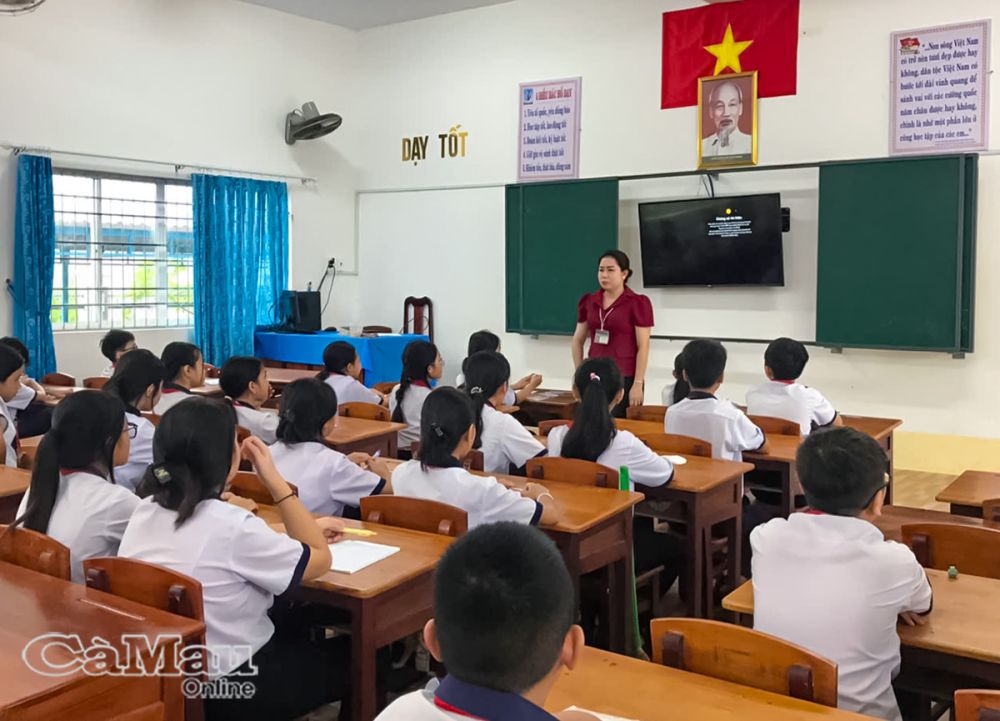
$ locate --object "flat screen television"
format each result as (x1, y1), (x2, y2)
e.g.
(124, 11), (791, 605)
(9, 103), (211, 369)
(638, 193), (784, 287)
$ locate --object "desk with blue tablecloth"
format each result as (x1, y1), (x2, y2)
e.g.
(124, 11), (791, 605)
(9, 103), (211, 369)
(254, 331), (428, 387)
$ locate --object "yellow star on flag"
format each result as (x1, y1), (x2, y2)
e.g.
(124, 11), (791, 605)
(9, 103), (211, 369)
(704, 23), (754, 76)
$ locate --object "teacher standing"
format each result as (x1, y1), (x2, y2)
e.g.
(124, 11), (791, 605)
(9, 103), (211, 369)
(572, 250), (653, 417)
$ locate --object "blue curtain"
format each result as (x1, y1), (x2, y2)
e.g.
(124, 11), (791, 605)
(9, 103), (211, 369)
(13, 154), (57, 377)
(192, 174), (288, 365)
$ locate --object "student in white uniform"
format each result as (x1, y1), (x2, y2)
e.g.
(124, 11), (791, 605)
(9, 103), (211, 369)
(746, 337), (842, 436)
(375, 523), (597, 721)
(0, 344), (26, 467)
(318, 341), (386, 407)
(153, 341), (204, 415)
(392, 387), (559, 528)
(15, 391), (139, 583)
(220, 356), (279, 444)
(99, 328), (137, 377)
(464, 351), (544, 474)
(660, 352), (689, 407)
(118, 398), (349, 721)
(270, 378), (393, 517)
(751, 427), (932, 721)
(0, 336), (56, 437)
(103, 349), (164, 492)
(389, 340), (444, 455)
(456, 330), (542, 407)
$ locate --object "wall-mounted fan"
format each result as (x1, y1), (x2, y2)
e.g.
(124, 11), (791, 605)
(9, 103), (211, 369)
(0, 0), (47, 14)
(285, 102), (342, 145)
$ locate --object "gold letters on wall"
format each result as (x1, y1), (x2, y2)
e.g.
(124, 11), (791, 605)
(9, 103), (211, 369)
(401, 124), (469, 165)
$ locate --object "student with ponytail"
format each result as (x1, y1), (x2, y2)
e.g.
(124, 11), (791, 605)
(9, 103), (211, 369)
(104, 349), (164, 492)
(389, 340), (444, 452)
(393, 387), (560, 528)
(318, 341), (386, 406)
(0, 343), (27, 466)
(119, 398), (350, 721)
(456, 330), (543, 405)
(661, 352), (690, 407)
(153, 341), (206, 415)
(220, 356), (279, 444)
(15, 391), (139, 582)
(463, 351), (544, 474)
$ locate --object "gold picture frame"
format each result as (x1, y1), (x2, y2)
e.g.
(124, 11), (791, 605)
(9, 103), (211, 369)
(697, 71), (758, 169)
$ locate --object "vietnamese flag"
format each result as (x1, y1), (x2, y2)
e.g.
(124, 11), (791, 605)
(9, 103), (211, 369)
(661, 0), (800, 109)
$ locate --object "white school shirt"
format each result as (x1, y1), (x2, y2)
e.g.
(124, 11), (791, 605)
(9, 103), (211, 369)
(391, 459), (541, 528)
(324, 373), (382, 406)
(456, 373), (516, 407)
(101, 363), (115, 378)
(0, 399), (17, 467)
(388, 383), (433, 451)
(751, 513), (932, 721)
(746, 380), (837, 436)
(660, 381), (683, 407)
(119, 497), (307, 678)
(665, 392), (765, 462)
(153, 386), (194, 416)
(233, 402), (279, 445)
(547, 426), (673, 489)
(7, 380), (36, 414)
(17, 471), (141, 583)
(114, 410), (154, 493)
(479, 405), (545, 474)
(270, 440), (385, 517)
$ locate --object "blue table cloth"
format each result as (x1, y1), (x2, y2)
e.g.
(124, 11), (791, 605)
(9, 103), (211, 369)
(254, 331), (428, 387)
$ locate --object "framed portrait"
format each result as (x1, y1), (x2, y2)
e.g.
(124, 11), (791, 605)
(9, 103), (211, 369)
(697, 71), (758, 169)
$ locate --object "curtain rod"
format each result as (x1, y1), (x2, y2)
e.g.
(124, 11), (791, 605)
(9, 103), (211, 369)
(1, 143), (317, 185)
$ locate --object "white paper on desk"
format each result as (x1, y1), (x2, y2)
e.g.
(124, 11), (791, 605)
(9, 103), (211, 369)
(329, 541), (400, 573)
(204, 378), (220, 385)
(661, 455), (687, 465)
(562, 707), (639, 721)
(530, 391), (559, 401)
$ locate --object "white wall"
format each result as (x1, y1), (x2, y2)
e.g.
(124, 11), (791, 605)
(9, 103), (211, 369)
(353, 0), (1000, 438)
(0, 0), (363, 380)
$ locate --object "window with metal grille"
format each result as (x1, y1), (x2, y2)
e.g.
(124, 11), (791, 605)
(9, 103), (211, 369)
(52, 170), (194, 331)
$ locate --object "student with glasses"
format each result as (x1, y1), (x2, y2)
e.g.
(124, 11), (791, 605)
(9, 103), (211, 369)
(104, 349), (165, 492)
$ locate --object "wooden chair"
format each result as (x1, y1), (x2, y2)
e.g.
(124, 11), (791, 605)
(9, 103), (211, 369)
(983, 499), (1000, 525)
(748, 414), (802, 436)
(403, 296), (434, 343)
(40, 371), (75, 387)
(83, 376), (109, 390)
(363, 325), (393, 335)
(228, 471), (299, 506)
(410, 442), (484, 471)
(204, 364), (220, 379)
(360, 496), (468, 537)
(626, 405), (668, 422)
(526, 457), (619, 488)
(650, 618), (838, 707)
(902, 523), (1000, 579)
(955, 690), (1000, 721)
(340, 402), (390, 422)
(538, 419), (571, 436)
(637, 433), (713, 458)
(0, 524), (71, 579)
(373, 381), (397, 396)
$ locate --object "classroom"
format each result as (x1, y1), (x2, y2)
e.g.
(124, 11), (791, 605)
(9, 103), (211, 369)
(0, 0), (998, 720)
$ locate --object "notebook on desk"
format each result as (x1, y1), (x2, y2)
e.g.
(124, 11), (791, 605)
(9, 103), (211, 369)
(330, 540), (400, 574)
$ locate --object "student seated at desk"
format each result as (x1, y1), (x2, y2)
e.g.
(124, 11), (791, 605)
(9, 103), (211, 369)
(751, 427), (932, 721)
(456, 330), (542, 406)
(392, 388), (559, 528)
(220, 356), (279, 444)
(660, 352), (690, 407)
(390, 340), (443, 453)
(665, 339), (768, 461)
(15, 391), (139, 583)
(270, 378), (392, 517)
(153, 341), (205, 415)
(0, 336), (55, 437)
(319, 340), (386, 407)
(376, 522), (596, 721)
(0, 344), (26, 467)
(119, 399), (349, 721)
(464, 351), (545, 474)
(104, 350), (164, 492)
(99, 329), (137, 377)
(746, 337), (842, 435)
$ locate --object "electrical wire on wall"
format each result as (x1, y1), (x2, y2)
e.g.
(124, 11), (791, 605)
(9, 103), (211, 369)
(315, 258), (337, 317)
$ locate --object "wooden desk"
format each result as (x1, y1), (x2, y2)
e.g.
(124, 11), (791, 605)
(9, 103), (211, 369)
(41, 385), (83, 407)
(263, 367), (318, 388)
(0, 467), (30, 523)
(876, 505), (988, 542)
(0, 560), (204, 721)
(545, 646), (871, 720)
(257, 509), (452, 721)
(936, 470), (1000, 517)
(324, 416), (407, 457)
(517, 389), (577, 424)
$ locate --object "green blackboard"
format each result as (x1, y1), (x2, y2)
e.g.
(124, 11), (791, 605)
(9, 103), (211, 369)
(506, 178), (619, 335)
(816, 155), (976, 353)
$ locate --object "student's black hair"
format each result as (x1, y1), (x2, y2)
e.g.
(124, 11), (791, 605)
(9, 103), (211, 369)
(318, 341), (359, 381)
(681, 339), (727, 390)
(467, 330), (501, 356)
(419, 387), (475, 469)
(136, 398), (237, 527)
(463, 352), (510, 449)
(104, 349), (165, 409)
(433, 522), (575, 693)
(599, 249), (632, 283)
(160, 341), (201, 383)
(276, 378), (338, 444)
(18, 391), (125, 534)
(0, 337), (29, 365)
(0, 343), (25, 382)
(219, 356), (264, 399)
(561, 357), (620, 463)
(797, 427), (889, 516)
(100, 329), (135, 364)
(392, 340), (439, 424)
(671, 352), (690, 404)
(765, 337), (810, 382)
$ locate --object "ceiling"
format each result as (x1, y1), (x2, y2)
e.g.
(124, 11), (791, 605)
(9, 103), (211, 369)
(237, 0), (516, 30)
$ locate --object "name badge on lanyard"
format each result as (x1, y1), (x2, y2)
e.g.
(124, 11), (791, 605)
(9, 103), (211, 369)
(594, 306), (614, 345)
